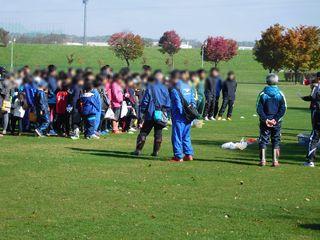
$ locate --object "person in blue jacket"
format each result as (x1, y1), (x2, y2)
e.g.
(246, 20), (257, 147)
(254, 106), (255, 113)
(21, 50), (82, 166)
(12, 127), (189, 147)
(133, 70), (171, 156)
(79, 73), (101, 139)
(34, 80), (50, 137)
(256, 74), (287, 167)
(22, 74), (37, 132)
(46, 65), (58, 133)
(170, 70), (196, 162)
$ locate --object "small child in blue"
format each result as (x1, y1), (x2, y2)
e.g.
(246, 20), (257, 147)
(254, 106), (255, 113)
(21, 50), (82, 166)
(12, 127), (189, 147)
(80, 74), (101, 139)
(256, 74), (287, 167)
(35, 81), (50, 137)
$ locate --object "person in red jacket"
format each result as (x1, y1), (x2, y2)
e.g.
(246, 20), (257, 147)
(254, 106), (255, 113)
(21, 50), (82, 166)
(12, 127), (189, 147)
(55, 73), (71, 136)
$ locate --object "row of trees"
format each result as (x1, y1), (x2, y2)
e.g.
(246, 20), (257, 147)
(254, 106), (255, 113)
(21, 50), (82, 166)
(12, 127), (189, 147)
(108, 30), (238, 68)
(253, 24), (320, 82)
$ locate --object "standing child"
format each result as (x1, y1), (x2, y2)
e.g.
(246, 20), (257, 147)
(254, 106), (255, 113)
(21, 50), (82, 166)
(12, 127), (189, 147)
(217, 71), (237, 121)
(170, 70), (196, 162)
(55, 73), (71, 136)
(69, 75), (84, 140)
(11, 92), (26, 135)
(196, 69), (206, 117)
(123, 77), (137, 133)
(256, 74), (287, 167)
(111, 74), (124, 134)
(35, 81), (50, 137)
(95, 74), (110, 135)
(79, 73), (101, 139)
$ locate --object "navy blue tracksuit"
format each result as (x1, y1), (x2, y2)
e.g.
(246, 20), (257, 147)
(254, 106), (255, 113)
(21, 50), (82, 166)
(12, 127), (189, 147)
(256, 86), (287, 149)
(80, 89), (101, 137)
(203, 76), (217, 118)
(302, 85), (320, 162)
(218, 79), (237, 118)
(35, 89), (50, 134)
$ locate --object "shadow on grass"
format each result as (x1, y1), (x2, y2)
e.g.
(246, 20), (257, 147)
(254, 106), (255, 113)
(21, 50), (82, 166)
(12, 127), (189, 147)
(68, 147), (160, 161)
(283, 127), (310, 132)
(68, 140), (307, 166)
(287, 107), (310, 113)
(299, 224), (320, 230)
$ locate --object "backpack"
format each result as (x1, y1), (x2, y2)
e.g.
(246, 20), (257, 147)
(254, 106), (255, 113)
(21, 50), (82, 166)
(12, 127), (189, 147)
(150, 85), (168, 128)
(175, 88), (200, 123)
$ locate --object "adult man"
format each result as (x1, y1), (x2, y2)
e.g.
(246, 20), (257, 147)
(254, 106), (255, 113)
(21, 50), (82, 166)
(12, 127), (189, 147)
(170, 70), (196, 162)
(256, 74), (287, 167)
(203, 68), (220, 121)
(302, 72), (320, 167)
(133, 70), (171, 156)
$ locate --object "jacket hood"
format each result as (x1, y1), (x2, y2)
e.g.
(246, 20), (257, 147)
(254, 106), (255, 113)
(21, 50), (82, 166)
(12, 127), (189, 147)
(263, 85), (280, 97)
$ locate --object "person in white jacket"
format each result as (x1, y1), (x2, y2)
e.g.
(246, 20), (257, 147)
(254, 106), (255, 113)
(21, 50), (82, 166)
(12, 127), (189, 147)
(10, 92), (26, 135)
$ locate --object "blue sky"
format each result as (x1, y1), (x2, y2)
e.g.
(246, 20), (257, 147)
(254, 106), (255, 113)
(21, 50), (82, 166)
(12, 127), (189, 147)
(0, 0), (319, 41)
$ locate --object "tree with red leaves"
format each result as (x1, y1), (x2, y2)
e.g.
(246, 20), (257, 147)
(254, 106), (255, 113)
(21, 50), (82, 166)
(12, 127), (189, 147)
(108, 32), (144, 67)
(202, 36), (238, 67)
(159, 30), (181, 69)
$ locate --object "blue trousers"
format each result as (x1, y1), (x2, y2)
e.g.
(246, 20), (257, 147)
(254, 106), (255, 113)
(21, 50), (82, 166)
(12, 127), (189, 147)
(84, 115), (96, 137)
(37, 113), (50, 134)
(259, 122), (281, 149)
(94, 111), (101, 132)
(172, 120), (193, 159)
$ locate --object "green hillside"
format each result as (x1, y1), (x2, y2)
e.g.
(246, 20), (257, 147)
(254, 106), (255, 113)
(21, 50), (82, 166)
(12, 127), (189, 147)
(0, 44), (270, 83)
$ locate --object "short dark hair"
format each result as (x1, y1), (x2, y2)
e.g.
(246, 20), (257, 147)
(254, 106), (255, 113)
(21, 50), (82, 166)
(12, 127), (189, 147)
(227, 71), (235, 76)
(143, 65), (151, 71)
(210, 67), (219, 73)
(153, 69), (162, 76)
(197, 69), (206, 75)
(170, 70), (180, 79)
(48, 64), (56, 73)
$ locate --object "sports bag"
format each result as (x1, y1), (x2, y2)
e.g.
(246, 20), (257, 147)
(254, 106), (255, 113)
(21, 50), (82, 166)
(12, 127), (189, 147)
(176, 88), (200, 123)
(150, 85), (168, 128)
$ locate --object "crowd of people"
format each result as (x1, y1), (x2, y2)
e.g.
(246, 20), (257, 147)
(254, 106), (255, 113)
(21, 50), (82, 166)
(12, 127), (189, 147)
(1, 63), (318, 166)
(0, 64), (238, 161)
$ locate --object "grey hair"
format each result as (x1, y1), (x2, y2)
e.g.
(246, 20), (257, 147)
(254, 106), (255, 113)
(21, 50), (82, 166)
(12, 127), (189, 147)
(266, 73), (279, 85)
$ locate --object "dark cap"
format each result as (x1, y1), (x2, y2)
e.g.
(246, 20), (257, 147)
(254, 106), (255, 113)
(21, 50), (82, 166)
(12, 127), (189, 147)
(317, 72), (320, 78)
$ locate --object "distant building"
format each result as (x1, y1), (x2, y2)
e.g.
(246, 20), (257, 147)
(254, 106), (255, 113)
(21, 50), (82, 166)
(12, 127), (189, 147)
(180, 42), (193, 49)
(65, 42), (83, 46)
(87, 42), (109, 47)
(238, 46), (253, 50)
(152, 41), (193, 49)
(64, 42), (109, 47)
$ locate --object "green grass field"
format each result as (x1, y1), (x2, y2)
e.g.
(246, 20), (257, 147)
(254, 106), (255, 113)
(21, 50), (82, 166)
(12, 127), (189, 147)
(1, 83), (319, 240)
(0, 44), (272, 83)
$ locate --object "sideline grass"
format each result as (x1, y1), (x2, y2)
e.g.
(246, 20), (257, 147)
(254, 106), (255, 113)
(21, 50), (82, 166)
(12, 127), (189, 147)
(1, 83), (319, 239)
